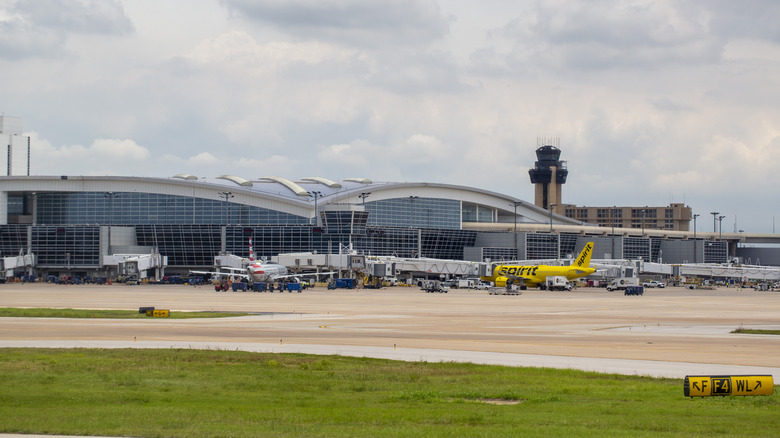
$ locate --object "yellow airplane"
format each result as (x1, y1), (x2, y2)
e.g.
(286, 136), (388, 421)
(480, 242), (595, 289)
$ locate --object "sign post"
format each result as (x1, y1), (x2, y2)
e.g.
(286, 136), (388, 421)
(684, 375), (774, 397)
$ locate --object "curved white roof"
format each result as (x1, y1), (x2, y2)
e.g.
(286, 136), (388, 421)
(217, 175), (253, 187)
(258, 176), (309, 196)
(301, 177), (342, 188)
(173, 174), (197, 180)
(344, 177), (372, 184)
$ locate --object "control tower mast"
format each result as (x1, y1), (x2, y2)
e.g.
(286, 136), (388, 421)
(528, 138), (567, 211)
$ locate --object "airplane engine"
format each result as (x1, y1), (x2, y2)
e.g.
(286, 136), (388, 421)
(494, 277), (509, 287)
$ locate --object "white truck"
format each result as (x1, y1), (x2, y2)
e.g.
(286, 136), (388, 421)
(420, 280), (449, 293)
(606, 277), (640, 291)
(544, 276), (573, 291)
(456, 279), (475, 289)
(642, 280), (666, 288)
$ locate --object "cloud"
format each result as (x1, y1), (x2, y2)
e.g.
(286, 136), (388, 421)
(496, 1), (725, 71)
(29, 133), (151, 175)
(0, 0), (133, 59)
(221, 0), (451, 47)
(12, 0), (133, 34)
(704, 0), (780, 42)
(4, 1), (780, 232)
(185, 31), (357, 74)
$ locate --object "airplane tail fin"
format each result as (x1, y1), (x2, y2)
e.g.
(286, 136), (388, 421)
(249, 237), (255, 262)
(573, 242), (594, 268)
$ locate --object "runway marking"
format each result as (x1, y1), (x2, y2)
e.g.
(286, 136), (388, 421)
(593, 326), (631, 331)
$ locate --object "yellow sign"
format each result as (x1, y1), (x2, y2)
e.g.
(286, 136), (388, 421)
(684, 375), (774, 397)
(152, 309), (170, 318)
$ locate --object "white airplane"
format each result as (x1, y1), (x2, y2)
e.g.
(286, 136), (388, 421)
(191, 238), (332, 283)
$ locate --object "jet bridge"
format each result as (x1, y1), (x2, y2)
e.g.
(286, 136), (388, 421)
(111, 252), (167, 281)
(272, 252), (483, 279)
(2, 251), (35, 278)
(601, 259), (780, 282)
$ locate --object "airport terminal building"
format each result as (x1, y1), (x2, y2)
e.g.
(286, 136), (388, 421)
(0, 174), (751, 277)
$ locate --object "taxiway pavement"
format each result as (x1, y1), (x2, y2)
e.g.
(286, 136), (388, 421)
(1, 283), (779, 379)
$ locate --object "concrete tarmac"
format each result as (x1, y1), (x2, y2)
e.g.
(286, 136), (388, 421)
(1, 283), (779, 379)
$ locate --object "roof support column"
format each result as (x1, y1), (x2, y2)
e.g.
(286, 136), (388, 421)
(0, 191), (7, 225)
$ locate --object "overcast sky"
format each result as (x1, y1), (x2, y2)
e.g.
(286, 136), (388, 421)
(2, 0), (779, 233)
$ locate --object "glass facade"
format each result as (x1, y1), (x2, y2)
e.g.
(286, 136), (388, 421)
(651, 238), (663, 262)
(560, 234), (579, 258)
(704, 241), (728, 264)
(0, 224), (28, 258)
(482, 247), (517, 262)
(349, 228), (419, 258)
(137, 225), (221, 267)
(526, 233), (559, 259)
(623, 237), (651, 260)
(461, 202), (495, 224)
(419, 229), (477, 260)
(364, 198), (461, 229)
(36, 192), (309, 226)
(322, 210), (369, 235)
(31, 226), (101, 267)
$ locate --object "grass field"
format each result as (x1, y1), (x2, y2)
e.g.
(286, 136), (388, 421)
(0, 348), (777, 437)
(731, 327), (780, 335)
(0, 307), (249, 319)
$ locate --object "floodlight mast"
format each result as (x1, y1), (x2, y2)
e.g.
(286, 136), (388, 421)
(693, 213), (700, 263)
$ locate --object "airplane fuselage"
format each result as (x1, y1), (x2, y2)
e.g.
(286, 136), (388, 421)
(491, 264), (595, 287)
(481, 242), (595, 288)
(247, 263), (288, 282)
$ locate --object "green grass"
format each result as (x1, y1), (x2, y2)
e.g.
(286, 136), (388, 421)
(0, 349), (777, 437)
(0, 307), (250, 319)
(732, 328), (780, 335)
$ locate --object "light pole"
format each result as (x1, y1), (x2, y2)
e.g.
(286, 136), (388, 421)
(511, 201), (522, 234)
(611, 207), (617, 260)
(710, 211), (719, 233)
(641, 207), (647, 235)
(309, 191), (322, 226)
(693, 213), (699, 263)
(408, 196), (419, 228)
(218, 191), (233, 226)
(719, 215), (725, 239)
(358, 192), (371, 205)
(511, 201), (522, 259)
(549, 204), (557, 233)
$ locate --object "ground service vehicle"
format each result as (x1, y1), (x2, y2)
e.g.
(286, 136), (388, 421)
(421, 280), (449, 293)
(624, 286), (644, 295)
(642, 281), (666, 288)
(606, 277), (639, 291)
(543, 276), (573, 291)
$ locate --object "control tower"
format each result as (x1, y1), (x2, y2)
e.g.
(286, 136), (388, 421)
(528, 139), (567, 211)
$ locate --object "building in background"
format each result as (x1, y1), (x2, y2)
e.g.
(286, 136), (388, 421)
(561, 203), (693, 232)
(0, 116), (30, 177)
(527, 141), (692, 232)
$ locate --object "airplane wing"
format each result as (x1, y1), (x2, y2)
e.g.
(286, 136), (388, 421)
(272, 271), (336, 280)
(499, 273), (531, 285)
(189, 270), (250, 280)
